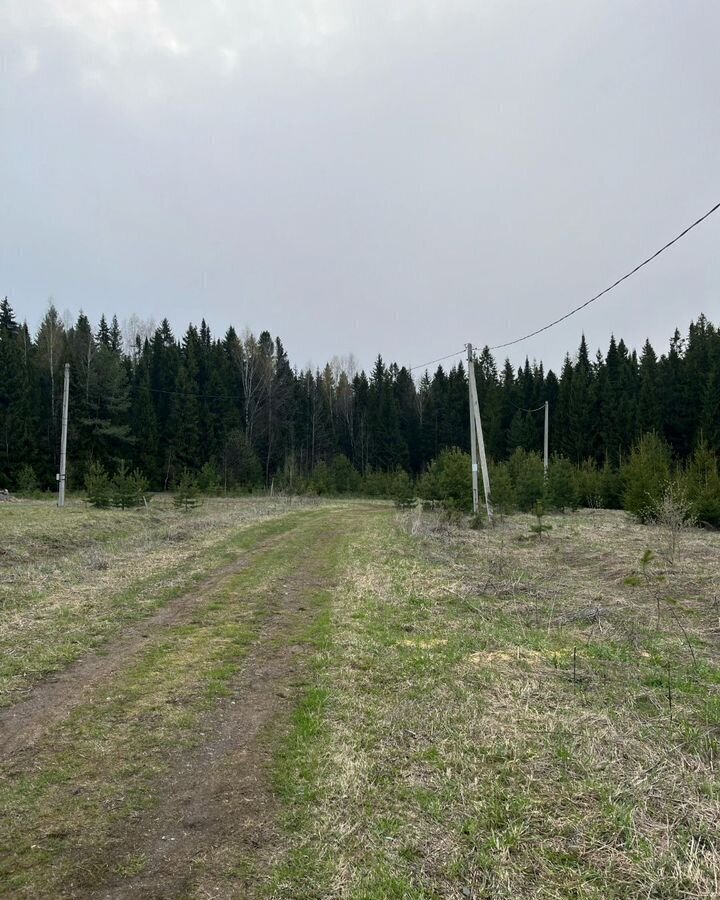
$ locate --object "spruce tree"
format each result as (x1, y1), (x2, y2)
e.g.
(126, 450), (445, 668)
(683, 438), (720, 525)
(167, 362), (200, 478)
(394, 366), (421, 473)
(150, 319), (180, 483)
(567, 337), (596, 463)
(174, 467), (200, 511)
(96, 315), (111, 348)
(661, 328), (692, 457)
(1, 296), (719, 505)
(474, 347), (503, 459)
(85, 460), (112, 508)
(637, 339), (662, 435)
(112, 460), (149, 509)
(109, 315), (123, 353)
(130, 354), (160, 484)
(418, 372), (437, 469)
(701, 366), (720, 453)
(546, 456), (578, 511)
(0, 299), (24, 485)
(622, 433), (672, 521)
(368, 356), (407, 471)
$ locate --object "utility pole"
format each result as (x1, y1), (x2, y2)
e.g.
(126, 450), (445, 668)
(467, 348), (493, 524)
(544, 400), (549, 477)
(467, 344), (480, 515)
(58, 363), (69, 508)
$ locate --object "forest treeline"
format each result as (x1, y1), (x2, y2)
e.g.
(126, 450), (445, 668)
(1, 297), (719, 498)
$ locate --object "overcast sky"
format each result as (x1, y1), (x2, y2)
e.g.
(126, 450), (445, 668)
(1, 1), (719, 375)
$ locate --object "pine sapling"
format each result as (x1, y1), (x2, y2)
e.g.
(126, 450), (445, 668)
(529, 501), (552, 539)
(640, 548), (655, 583)
(174, 468), (200, 511)
(85, 461), (112, 509)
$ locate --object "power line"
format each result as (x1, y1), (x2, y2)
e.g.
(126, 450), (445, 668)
(409, 348), (466, 373)
(409, 199), (719, 374)
(507, 400), (545, 414)
(139, 199), (720, 393)
(486, 199), (720, 351)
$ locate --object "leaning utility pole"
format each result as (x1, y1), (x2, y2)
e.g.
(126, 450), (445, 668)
(58, 363), (70, 508)
(467, 344), (480, 515)
(543, 400), (549, 476)
(467, 346), (493, 524)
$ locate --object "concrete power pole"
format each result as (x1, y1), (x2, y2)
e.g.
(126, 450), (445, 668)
(467, 344), (480, 515)
(467, 348), (494, 524)
(58, 363), (70, 508)
(544, 400), (549, 477)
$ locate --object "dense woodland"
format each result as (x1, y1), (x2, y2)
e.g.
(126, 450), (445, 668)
(1, 297), (719, 500)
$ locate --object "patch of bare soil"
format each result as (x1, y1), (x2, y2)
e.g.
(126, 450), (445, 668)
(0, 529), (290, 762)
(79, 569), (326, 900)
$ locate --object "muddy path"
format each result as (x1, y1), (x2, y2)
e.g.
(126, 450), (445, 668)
(0, 504), (377, 899)
(87, 565), (326, 900)
(0, 522), (295, 762)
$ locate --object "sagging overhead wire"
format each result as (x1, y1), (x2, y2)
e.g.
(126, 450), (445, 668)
(508, 400), (545, 414)
(485, 199), (720, 351)
(409, 200), (720, 373)
(409, 347), (467, 373)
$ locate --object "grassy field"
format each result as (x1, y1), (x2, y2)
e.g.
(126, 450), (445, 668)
(0, 495), (311, 706)
(266, 507), (720, 899)
(1, 499), (718, 898)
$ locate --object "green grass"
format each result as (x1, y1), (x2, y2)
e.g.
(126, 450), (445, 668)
(265, 508), (720, 899)
(0, 503), (361, 898)
(0, 498), (315, 704)
(3, 502), (719, 898)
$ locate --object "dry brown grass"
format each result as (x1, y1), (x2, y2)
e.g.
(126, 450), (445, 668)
(269, 507), (720, 899)
(0, 495), (317, 704)
(0, 502), (363, 899)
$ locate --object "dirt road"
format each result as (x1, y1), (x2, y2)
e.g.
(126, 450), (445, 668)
(0, 503), (379, 899)
(6, 502), (718, 899)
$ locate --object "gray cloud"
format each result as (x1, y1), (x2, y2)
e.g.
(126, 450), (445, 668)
(2, 0), (719, 374)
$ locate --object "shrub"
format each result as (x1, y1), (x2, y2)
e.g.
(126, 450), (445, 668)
(224, 430), (262, 489)
(15, 464), (39, 495)
(198, 461), (221, 495)
(682, 439), (720, 526)
(330, 454), (361, 493)
(310, 461), (332, 495)
(529, 501), (552, 539)
(600, 459), (623, 509)
(420, 448), (472, 512)
(393, 470), (417, 509)
(648, 482), (695, 566)
(112, 460), (149, 509)
(622, 433), (672, 522)
(572, 457), (622, 509)
(174, 468), (200, 511)
(362, 470), (397, 497)
(438, 448), (474, 511)
(574, 458), (603, 508)
(417, 467), (438, 502)
(546, 456), (578, 511)
(85, 461), (112, 508)
(488, 461), (515, 518)
(509, 448), (545, 512)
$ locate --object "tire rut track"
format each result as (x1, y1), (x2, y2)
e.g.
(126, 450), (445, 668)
(75, 533), (339, 899)
(0, 525), (294, 762)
